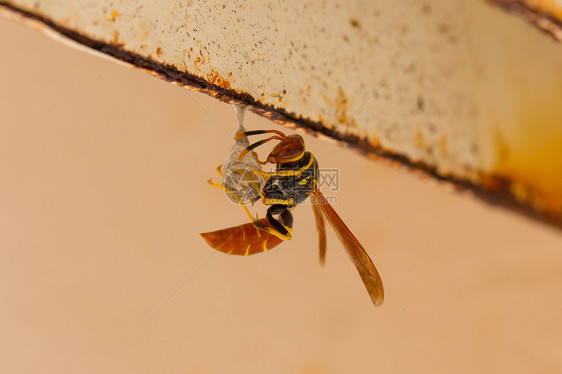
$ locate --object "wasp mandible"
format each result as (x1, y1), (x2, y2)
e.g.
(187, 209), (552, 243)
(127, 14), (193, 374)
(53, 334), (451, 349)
(201, 123), (384, 307)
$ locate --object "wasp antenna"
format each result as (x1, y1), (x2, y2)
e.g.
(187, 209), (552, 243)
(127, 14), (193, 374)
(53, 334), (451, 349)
(235, 129), (287, 141)
(239, 136), (286, 160)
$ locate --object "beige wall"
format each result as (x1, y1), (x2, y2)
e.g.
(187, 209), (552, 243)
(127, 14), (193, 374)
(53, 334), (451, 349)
(1, 17), (562, 374)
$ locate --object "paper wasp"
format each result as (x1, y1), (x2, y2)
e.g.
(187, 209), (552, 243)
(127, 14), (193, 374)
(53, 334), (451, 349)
(201, 128), (384, 307)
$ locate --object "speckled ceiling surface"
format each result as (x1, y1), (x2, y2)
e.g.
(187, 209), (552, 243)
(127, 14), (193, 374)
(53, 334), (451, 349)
(1, 0), (562, 227)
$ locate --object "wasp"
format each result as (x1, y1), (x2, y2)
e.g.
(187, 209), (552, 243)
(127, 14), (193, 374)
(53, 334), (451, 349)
(201, 128), (384, 307)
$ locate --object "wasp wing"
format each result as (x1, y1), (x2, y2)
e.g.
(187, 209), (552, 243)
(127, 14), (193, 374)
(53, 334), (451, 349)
(311, 189), (384, 307)
(201, 219), (283, 256)
(311, 197), (327, 266)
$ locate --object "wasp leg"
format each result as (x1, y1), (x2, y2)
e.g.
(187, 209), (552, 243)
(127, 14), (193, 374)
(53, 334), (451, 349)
(216, 164), (223, 176)
(250, 151), (270, 165)
(262, 197), (294, 205)
(233, 168), (265, 201)
(207, 178), (256, 223)
(252, 169), (303, 178)
(253, 204), (293, 240)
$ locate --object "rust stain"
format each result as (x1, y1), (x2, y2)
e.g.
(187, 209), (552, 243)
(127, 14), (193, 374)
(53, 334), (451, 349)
(197, 46), (206, 61)
(193, 57), (201, 72)
(515, 0), (562, 19)
(269, 92), (286, 105)
(487, 0), (562, 41)
(111, 30), (120, 46)
(369, 134), (382, 148)
(335, 87), (357, 128)
(59, 17), (71, 27)
(439, 134), (448, 157)
(414, 128), (426, 149)
(105, 9), (121, 23)
(193, 49), (207, 73)
(492, 93), (562, 216)
(205, 68), (231, 90)
(193, 47), (234, 91)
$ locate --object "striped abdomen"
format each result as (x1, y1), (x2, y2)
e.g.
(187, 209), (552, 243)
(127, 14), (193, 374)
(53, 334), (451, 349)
(200, 219), (283, 255)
